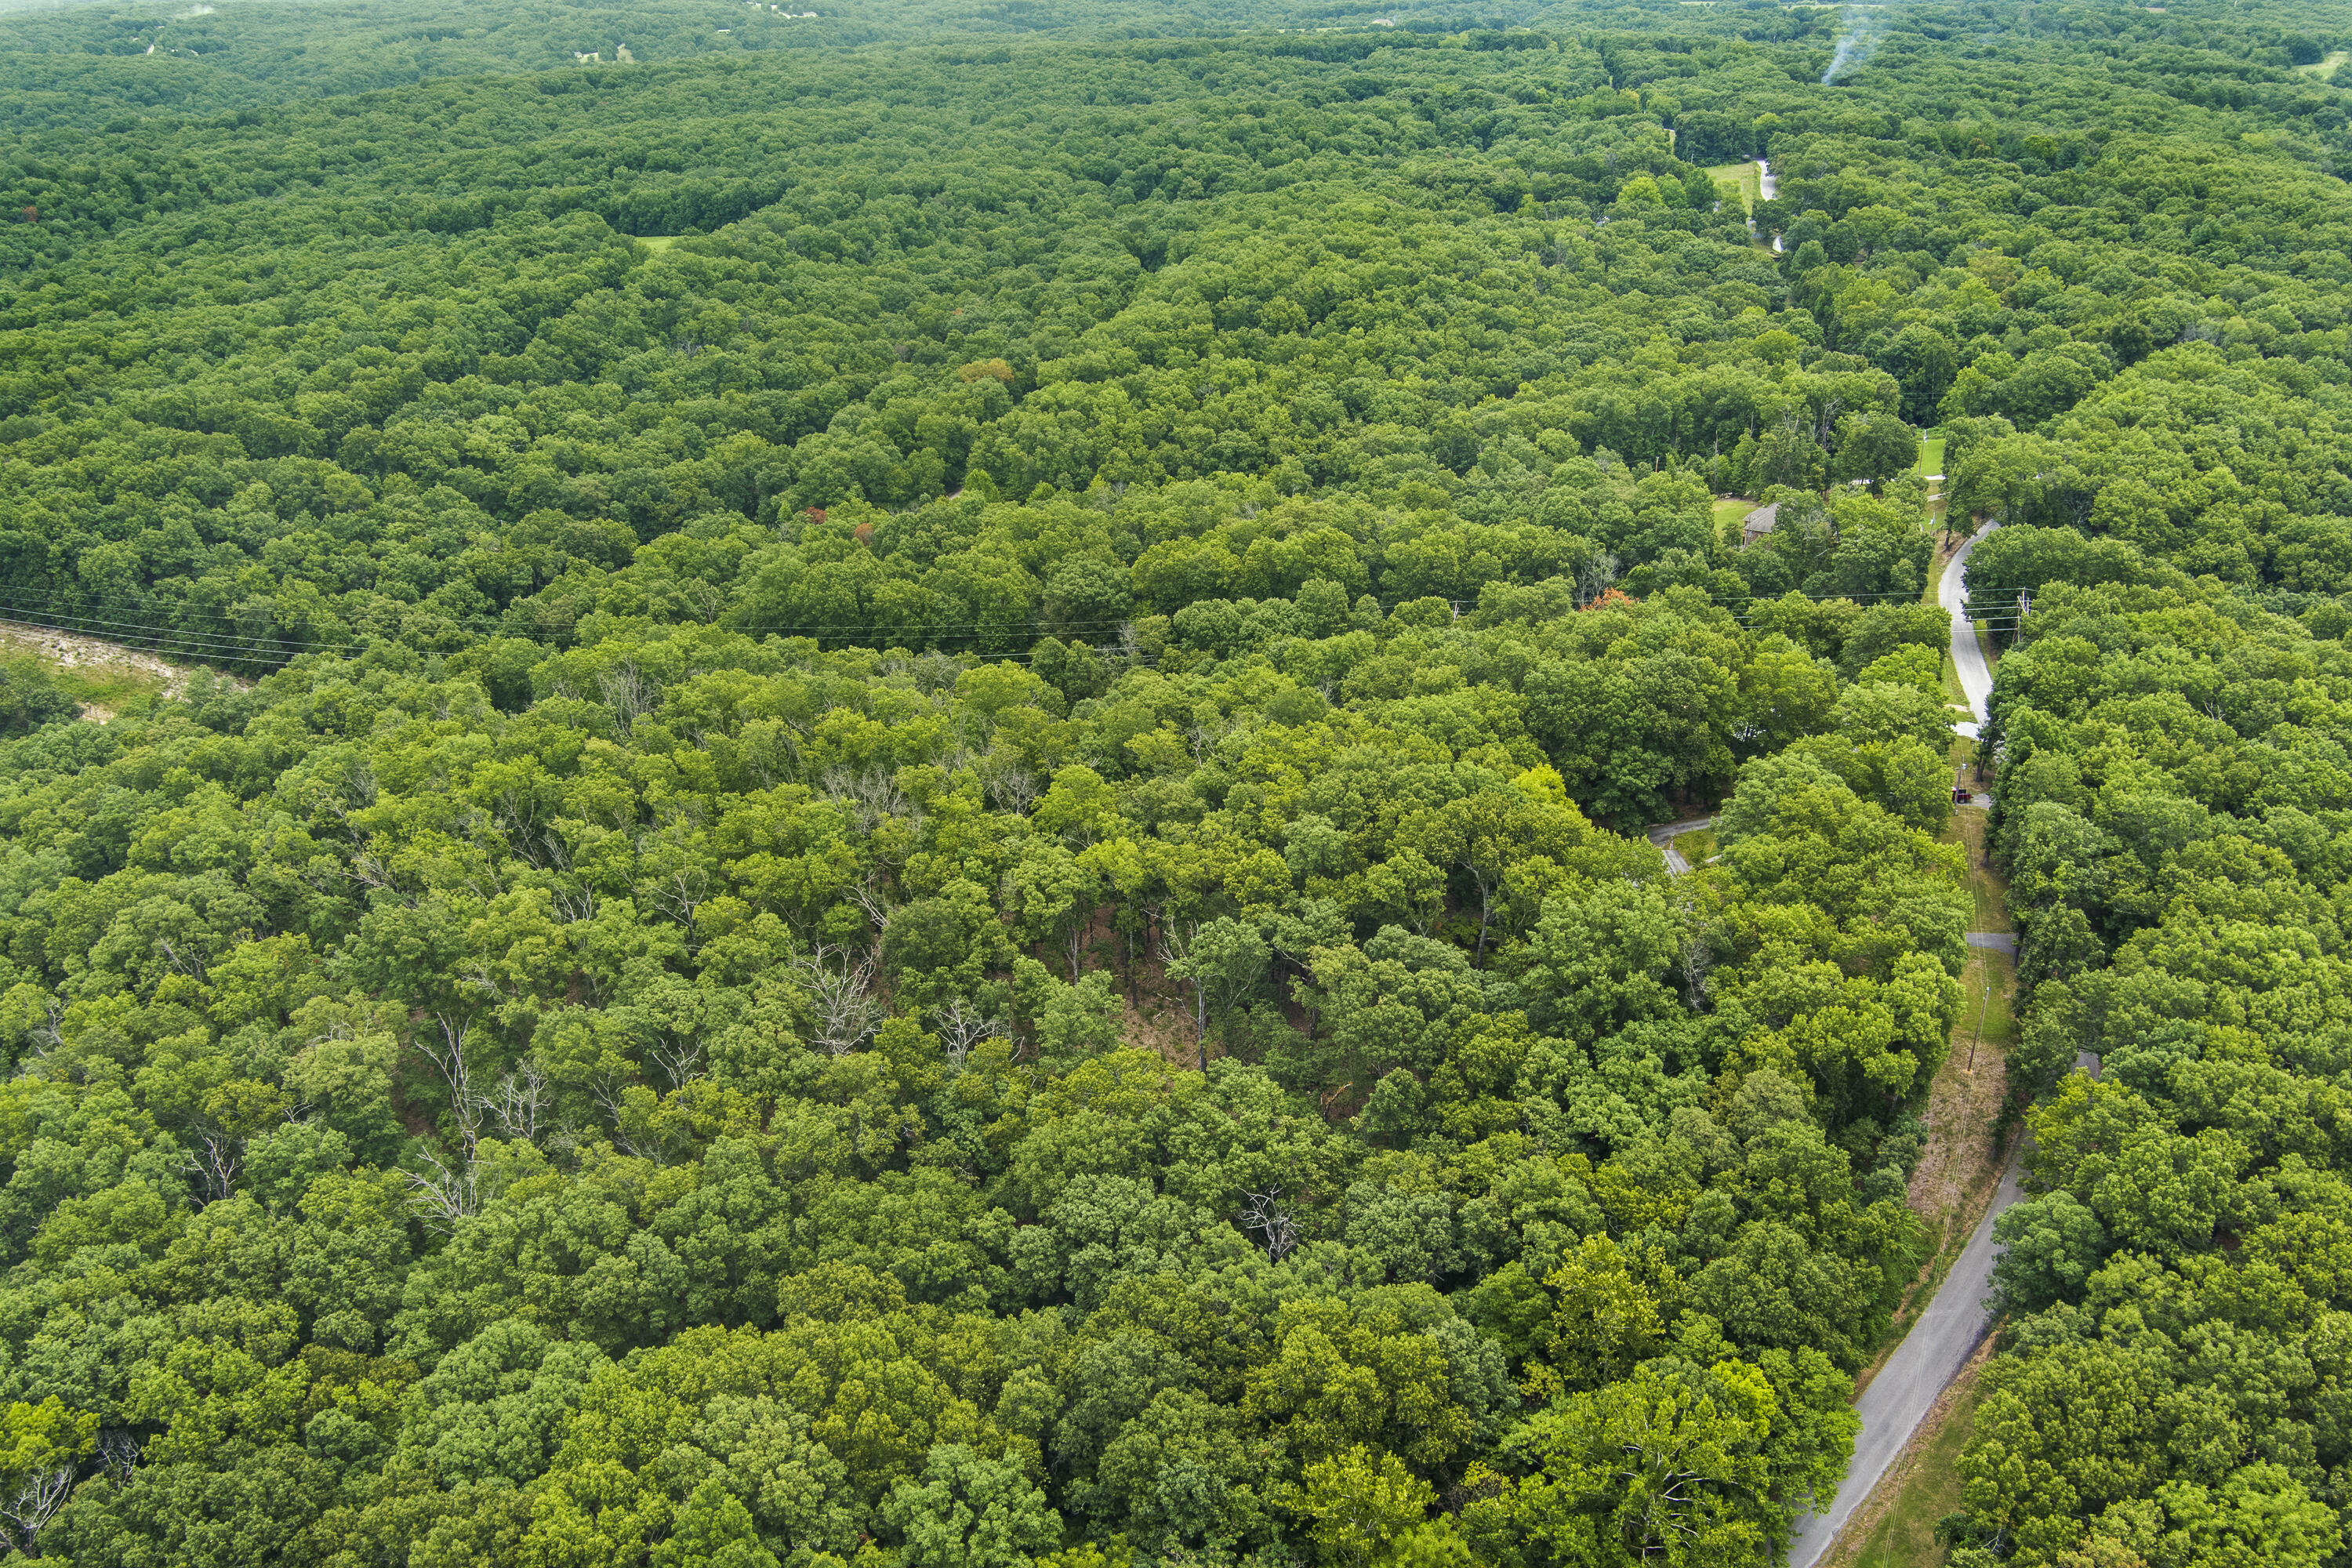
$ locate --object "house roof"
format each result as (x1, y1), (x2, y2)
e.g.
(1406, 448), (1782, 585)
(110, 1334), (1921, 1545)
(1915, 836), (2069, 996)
(1742, 502), (1779, 533)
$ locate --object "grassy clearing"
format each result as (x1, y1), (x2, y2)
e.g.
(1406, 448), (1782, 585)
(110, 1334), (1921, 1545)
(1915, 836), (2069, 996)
(1926, 539), (1955, 605)
(2296, 49), (2347, 78)
(1672, 826), (1716, 866)
(1916, 434), (1946, 476)
(49, 662), (169, 720)
(0, 627), (176, 721)
(1704, 161), (1761, 214)
(1713, 495), (1757, 535)
(1828, 1340), (1996, 1568)
(1945, 804), (2009, 932)
(1956, 944), (2016, 1048)
(637, 235), (682, 252)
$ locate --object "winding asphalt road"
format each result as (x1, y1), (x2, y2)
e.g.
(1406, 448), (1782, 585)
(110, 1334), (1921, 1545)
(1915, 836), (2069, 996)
(1944, 519), (2000, 739)
(1780, 522), (2027, 1567)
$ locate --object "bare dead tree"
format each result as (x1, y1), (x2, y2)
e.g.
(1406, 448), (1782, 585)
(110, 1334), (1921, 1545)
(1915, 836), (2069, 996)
(652, 868), (712, 945)
(1679, 929), (1715, 1011)
(3, 1465), (74, 1554)
(485, 1060), (549, 1145)
(906, 651), (962, 695)
(96, 1430), (138, 1488)
(596, 661), (659, 735)
(348, 849), (416, 906)
(1185, 719), (1227, 765)
(416, 1013), (482, 1163)
(981, 755), (1042, 815)
(404, 1147), (480, 1232)
(644, 1035), (705, 1092)
(1575, 550), (1621, 609)
(822, 765), (911, 832)
(1159, 920), (1209, 1049)
(488, 790), (554, 870)
(931, 999), (1008, 1067)
(550, 883), (597, 925)
(154, 936), (206, 982)
(589, 1076), (643, 1158)
(21, 999), (63, 1071)
(847, 871), (896, 939)
(1240, 1187), (1301, 1262)
(791, 945), (884, 1056)
(185, 1123), (241, 1204)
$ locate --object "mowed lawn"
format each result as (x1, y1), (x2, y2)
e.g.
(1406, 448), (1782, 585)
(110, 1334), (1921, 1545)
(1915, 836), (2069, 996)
(1917, 434), (1946, 476)
(1705, 160), (1761, 214)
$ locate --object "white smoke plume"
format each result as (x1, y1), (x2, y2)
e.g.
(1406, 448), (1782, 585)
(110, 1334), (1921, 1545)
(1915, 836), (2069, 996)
(1822, 5), (1882, 82)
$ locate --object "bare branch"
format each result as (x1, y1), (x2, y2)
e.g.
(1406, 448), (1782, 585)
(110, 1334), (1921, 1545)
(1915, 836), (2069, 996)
(2, 1465), (74, 1552)
(347, 848), (416, 907)
(416, 1013), (482, 1163)
(822, 764), (911, 833)
(645, 1036), (705, 1092)
(96, 1430), (138, 1488)
(931, 998), (1008, 1067)
(1240, 1187), (1300, 1262)
(485, 1060), (549, 1145)
(183, 1124), (241, 1204)
(403, 1148), (479, 1232)
(550, 883), (597, 925)
(791, 945), (884, 1057)
(651, 869), (712, 945)
(596, 662), (660, 735)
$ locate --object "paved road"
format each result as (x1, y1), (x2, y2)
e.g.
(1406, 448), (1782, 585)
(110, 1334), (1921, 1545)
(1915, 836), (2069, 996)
(1647, 815), (1713, 875)
(1783, 527), (2031, 1567)
(1943, 521), (2001, 739)
(1784, 1145), (2024, 1566)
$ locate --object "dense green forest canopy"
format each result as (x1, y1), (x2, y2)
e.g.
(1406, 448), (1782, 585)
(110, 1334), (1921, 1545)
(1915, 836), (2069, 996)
(0, 0), (2348, 1563)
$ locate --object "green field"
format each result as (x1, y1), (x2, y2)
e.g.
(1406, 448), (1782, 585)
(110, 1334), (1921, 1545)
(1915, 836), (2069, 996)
(1917, 434), (1946, 477)
(1714, 495), (1757, 534)
(637, 235), (682, 252)
(45, 660), (165, 718)
(2296, 49), (2347, 78)
(1704, 159), (1762, 215)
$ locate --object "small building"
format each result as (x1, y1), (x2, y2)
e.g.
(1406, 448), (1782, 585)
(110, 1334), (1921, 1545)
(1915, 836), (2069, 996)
(1740, 501), (1778, 546)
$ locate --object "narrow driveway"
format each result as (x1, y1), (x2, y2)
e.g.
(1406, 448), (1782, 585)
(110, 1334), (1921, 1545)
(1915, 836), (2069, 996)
(1647, 815), (1712, 875)
(1943, 521), (2000, 739)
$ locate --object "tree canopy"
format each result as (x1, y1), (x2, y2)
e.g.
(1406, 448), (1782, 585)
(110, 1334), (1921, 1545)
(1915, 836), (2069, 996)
(2, 0), (2350, 1562)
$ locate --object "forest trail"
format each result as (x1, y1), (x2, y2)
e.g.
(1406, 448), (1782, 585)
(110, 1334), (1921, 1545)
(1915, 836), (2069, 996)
(1784, 524), (2021, 1568)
